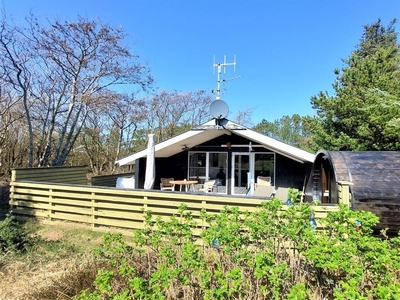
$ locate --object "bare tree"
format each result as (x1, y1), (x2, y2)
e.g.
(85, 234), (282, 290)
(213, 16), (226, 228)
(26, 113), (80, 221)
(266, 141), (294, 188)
(0, 14), (154, 167)
(0, 85), (18, 148)
(106, 92), (147, 167)
(0, 17), (36, 167)
(0, 83), (30, 178)
(79, 92), (148, 175)
(146, 90), (213, 143)
(233, 107), (255, 128)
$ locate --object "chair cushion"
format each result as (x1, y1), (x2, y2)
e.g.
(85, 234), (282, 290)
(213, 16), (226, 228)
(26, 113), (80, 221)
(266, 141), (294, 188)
(162, 180), (171, 187)
(161, 178), (173, 187)
(257, 176), (271, 186)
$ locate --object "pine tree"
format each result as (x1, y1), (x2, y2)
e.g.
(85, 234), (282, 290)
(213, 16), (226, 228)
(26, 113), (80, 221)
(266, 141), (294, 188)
(309, 19), (400, 151)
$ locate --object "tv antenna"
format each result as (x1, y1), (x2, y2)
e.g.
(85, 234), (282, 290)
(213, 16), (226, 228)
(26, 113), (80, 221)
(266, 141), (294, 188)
(212, 55), (242, 100)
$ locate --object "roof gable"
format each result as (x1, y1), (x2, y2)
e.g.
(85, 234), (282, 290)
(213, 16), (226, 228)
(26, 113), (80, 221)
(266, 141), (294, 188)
(116, 119), (315, 166)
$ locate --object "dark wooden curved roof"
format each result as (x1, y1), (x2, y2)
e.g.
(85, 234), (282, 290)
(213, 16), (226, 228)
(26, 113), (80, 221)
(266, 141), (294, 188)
(321, 151), (400, 202)
(311, 150), (400, 234)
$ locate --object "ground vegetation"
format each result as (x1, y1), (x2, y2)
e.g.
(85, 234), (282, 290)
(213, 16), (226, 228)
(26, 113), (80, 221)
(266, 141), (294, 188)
(1, 201), (399, 299)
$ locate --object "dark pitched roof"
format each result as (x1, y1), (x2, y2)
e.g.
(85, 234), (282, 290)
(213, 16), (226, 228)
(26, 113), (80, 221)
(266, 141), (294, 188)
(116, 119), (315, 166)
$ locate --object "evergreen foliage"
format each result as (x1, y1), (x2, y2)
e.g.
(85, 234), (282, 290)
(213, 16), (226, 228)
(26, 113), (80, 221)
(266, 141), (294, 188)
(253, 114), (314, 152)
(309, 19), (400, 151)
(0, 216), (36, 254)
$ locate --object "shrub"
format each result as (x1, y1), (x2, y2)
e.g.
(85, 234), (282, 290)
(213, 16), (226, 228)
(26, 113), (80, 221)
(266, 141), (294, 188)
(76, 201), (400, 299)
(0, 216), (37, 254)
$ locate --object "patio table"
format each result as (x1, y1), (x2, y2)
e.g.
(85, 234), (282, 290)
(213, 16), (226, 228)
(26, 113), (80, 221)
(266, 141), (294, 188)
(169, 180), (198, 192)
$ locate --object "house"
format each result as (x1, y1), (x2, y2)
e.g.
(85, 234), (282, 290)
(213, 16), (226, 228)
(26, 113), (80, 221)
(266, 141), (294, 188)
(304, 150), (400, 234)
(116, 118), (315, 196)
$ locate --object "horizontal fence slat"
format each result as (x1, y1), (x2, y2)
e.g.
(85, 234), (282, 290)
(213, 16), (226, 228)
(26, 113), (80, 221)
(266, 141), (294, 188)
(11, 198), (93, 208)
(49, 212), (93, 223)
(93, 210), (145, 220)
(11, 201), (50, 210)
(11, 208), (48, 218)
(92, 217), (146, 230)
(11, 195), (51, 203)
(52, 205), (92, 214)
(10, 181), (338, 234)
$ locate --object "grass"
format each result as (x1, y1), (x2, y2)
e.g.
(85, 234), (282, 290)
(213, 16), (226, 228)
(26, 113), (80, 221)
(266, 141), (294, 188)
(0, 218), (111, 300)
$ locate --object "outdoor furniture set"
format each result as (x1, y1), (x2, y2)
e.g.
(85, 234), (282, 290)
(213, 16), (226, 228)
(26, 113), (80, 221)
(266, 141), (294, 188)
(160, 177), (218, 193)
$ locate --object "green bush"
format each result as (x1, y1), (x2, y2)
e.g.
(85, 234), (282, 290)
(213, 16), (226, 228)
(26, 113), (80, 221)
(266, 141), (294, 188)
(76, 200), (400, 299)
(0, 216), (36, 254)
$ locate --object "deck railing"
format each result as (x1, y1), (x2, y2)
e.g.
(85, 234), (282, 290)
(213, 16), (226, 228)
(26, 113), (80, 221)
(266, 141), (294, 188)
(9, 180), (348, 235)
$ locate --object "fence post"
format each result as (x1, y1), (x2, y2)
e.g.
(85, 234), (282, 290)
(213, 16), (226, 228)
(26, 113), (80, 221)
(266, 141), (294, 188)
(201, 200), (206, 231)
(11, 170), (16, 182)
(49, 188), (53, 221)
(337, 181), (353, 208)
(143, 197), (148, 230)
(91, 192), (96, 230)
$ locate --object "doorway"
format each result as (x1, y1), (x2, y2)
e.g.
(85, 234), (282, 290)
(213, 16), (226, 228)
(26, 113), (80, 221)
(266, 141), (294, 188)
(232, 153), (250, 195)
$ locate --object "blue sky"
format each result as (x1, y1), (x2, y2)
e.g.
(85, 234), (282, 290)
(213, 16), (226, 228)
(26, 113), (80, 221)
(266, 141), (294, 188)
(1, 0), (399, 125)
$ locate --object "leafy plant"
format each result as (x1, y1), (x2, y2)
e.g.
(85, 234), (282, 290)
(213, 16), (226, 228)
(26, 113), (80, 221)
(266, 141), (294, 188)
(287, 187), (303, 203)
(0, 216), (37, 254)
(76, 200), (400, 299)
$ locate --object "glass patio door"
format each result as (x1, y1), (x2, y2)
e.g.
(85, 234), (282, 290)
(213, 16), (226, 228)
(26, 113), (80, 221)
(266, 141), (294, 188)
(232, 153), (250, 195)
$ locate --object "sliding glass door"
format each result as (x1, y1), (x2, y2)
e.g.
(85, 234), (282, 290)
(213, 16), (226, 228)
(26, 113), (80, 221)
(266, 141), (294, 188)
(208, 153), (227, 193)
(232, 152), (275, 195)
(189, 151), (274, 195)
(232, 153), (250, 195)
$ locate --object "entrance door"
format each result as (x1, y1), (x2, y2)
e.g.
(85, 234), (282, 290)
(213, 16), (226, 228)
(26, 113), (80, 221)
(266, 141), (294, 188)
(232, 153), (250, 195)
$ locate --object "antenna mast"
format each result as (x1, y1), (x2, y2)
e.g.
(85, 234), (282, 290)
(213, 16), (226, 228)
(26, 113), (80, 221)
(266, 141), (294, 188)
(212, 55), (240, 100)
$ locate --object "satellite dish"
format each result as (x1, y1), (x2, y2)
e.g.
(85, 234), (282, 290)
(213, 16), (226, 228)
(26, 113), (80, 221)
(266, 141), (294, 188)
(210, 100), (229, 119)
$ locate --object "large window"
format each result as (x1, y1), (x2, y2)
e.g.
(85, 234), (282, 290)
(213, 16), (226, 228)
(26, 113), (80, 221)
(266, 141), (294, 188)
(188, 152), (206, 179)
(188, 152), (227, 184)
(254, 153), (275, 185)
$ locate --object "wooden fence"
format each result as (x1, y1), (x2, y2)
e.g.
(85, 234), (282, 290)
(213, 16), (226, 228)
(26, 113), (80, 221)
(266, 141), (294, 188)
(11, 166), (88, 185)
(91, 172), (135, 187)
(9, 180), (345, 235)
